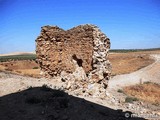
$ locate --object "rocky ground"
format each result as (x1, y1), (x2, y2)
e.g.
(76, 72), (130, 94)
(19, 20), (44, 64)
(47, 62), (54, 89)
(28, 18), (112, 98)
(0, 54), (160, 120)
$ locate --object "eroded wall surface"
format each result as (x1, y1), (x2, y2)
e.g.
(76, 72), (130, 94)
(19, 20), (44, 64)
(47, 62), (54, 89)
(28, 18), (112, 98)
(36, 24), (111, 96)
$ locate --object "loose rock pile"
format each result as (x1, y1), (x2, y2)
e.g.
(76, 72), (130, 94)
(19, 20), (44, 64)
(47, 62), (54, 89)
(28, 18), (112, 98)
(36, 24), (111, 97)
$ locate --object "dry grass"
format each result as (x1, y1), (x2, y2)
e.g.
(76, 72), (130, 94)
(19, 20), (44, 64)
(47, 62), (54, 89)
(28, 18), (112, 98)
(0, 65), (6, 71)
(0, 60), (40, 78)
(124, 83), (160, 105)
(15, 69), (40, 78)
(109, 52), (154, 76)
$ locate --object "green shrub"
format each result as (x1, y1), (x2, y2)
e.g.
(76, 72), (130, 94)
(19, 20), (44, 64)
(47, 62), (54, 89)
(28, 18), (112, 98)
(117, 89), (124, 93)
(144, 81), (151, 84)
(32, 66), (39, 69)
(125, 96), (138, 103)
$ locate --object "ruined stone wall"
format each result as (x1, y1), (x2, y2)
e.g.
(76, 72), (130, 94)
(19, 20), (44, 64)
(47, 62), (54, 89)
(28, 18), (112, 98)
(36, 24), (111, 96)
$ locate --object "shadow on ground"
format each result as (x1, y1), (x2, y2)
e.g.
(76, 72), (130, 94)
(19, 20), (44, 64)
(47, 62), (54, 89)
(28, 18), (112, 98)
(0, 86), (145, 120)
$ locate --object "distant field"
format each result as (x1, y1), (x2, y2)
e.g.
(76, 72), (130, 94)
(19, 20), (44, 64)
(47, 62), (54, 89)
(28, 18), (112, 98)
(0, 49), (159, 77)
(0, 60), (40, 78)
(109, 53), (154, 76)
(0, 48), (159, 62)
(110, 48), (160, 53)
(0, 54), (36, 62)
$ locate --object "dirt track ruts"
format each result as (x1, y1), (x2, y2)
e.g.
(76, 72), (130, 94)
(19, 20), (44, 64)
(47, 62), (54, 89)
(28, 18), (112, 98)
(108, 54), (160, 90)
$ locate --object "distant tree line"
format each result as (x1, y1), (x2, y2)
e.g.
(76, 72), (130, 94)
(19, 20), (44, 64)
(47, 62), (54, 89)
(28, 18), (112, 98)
(110, 48), (160, 53)
(0, 54), (36, 62)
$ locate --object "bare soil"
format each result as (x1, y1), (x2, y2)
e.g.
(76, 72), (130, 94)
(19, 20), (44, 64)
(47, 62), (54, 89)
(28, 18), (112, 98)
(0, 60), (40, 78)
(109, 53), (154, 76)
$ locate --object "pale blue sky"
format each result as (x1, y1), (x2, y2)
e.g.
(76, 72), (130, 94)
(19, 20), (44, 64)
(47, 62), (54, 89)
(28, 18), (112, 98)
(0, 0), (160, 54)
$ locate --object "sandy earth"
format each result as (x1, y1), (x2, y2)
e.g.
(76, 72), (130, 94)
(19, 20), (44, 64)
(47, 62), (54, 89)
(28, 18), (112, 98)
(108, 54), (160, 90)
(0, 54), (160, 119)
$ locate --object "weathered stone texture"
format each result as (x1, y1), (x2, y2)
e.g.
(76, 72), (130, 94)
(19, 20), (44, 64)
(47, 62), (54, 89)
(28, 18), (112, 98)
(36, 24), (111, 96)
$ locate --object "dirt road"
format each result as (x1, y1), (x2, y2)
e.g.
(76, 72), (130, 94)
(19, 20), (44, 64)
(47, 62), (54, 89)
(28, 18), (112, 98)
(108, 54), (160, 90)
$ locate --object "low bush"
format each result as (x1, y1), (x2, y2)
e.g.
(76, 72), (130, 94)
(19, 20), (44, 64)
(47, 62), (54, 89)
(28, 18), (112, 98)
(32, 66), (39, 69)
(143, 81), (151, 84)
(125, 96), (138, 103)
(117, 89), (124, 93)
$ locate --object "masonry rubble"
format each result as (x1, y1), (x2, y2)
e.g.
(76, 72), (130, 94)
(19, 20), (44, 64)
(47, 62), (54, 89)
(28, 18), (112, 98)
(36, 24), (111, 97)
